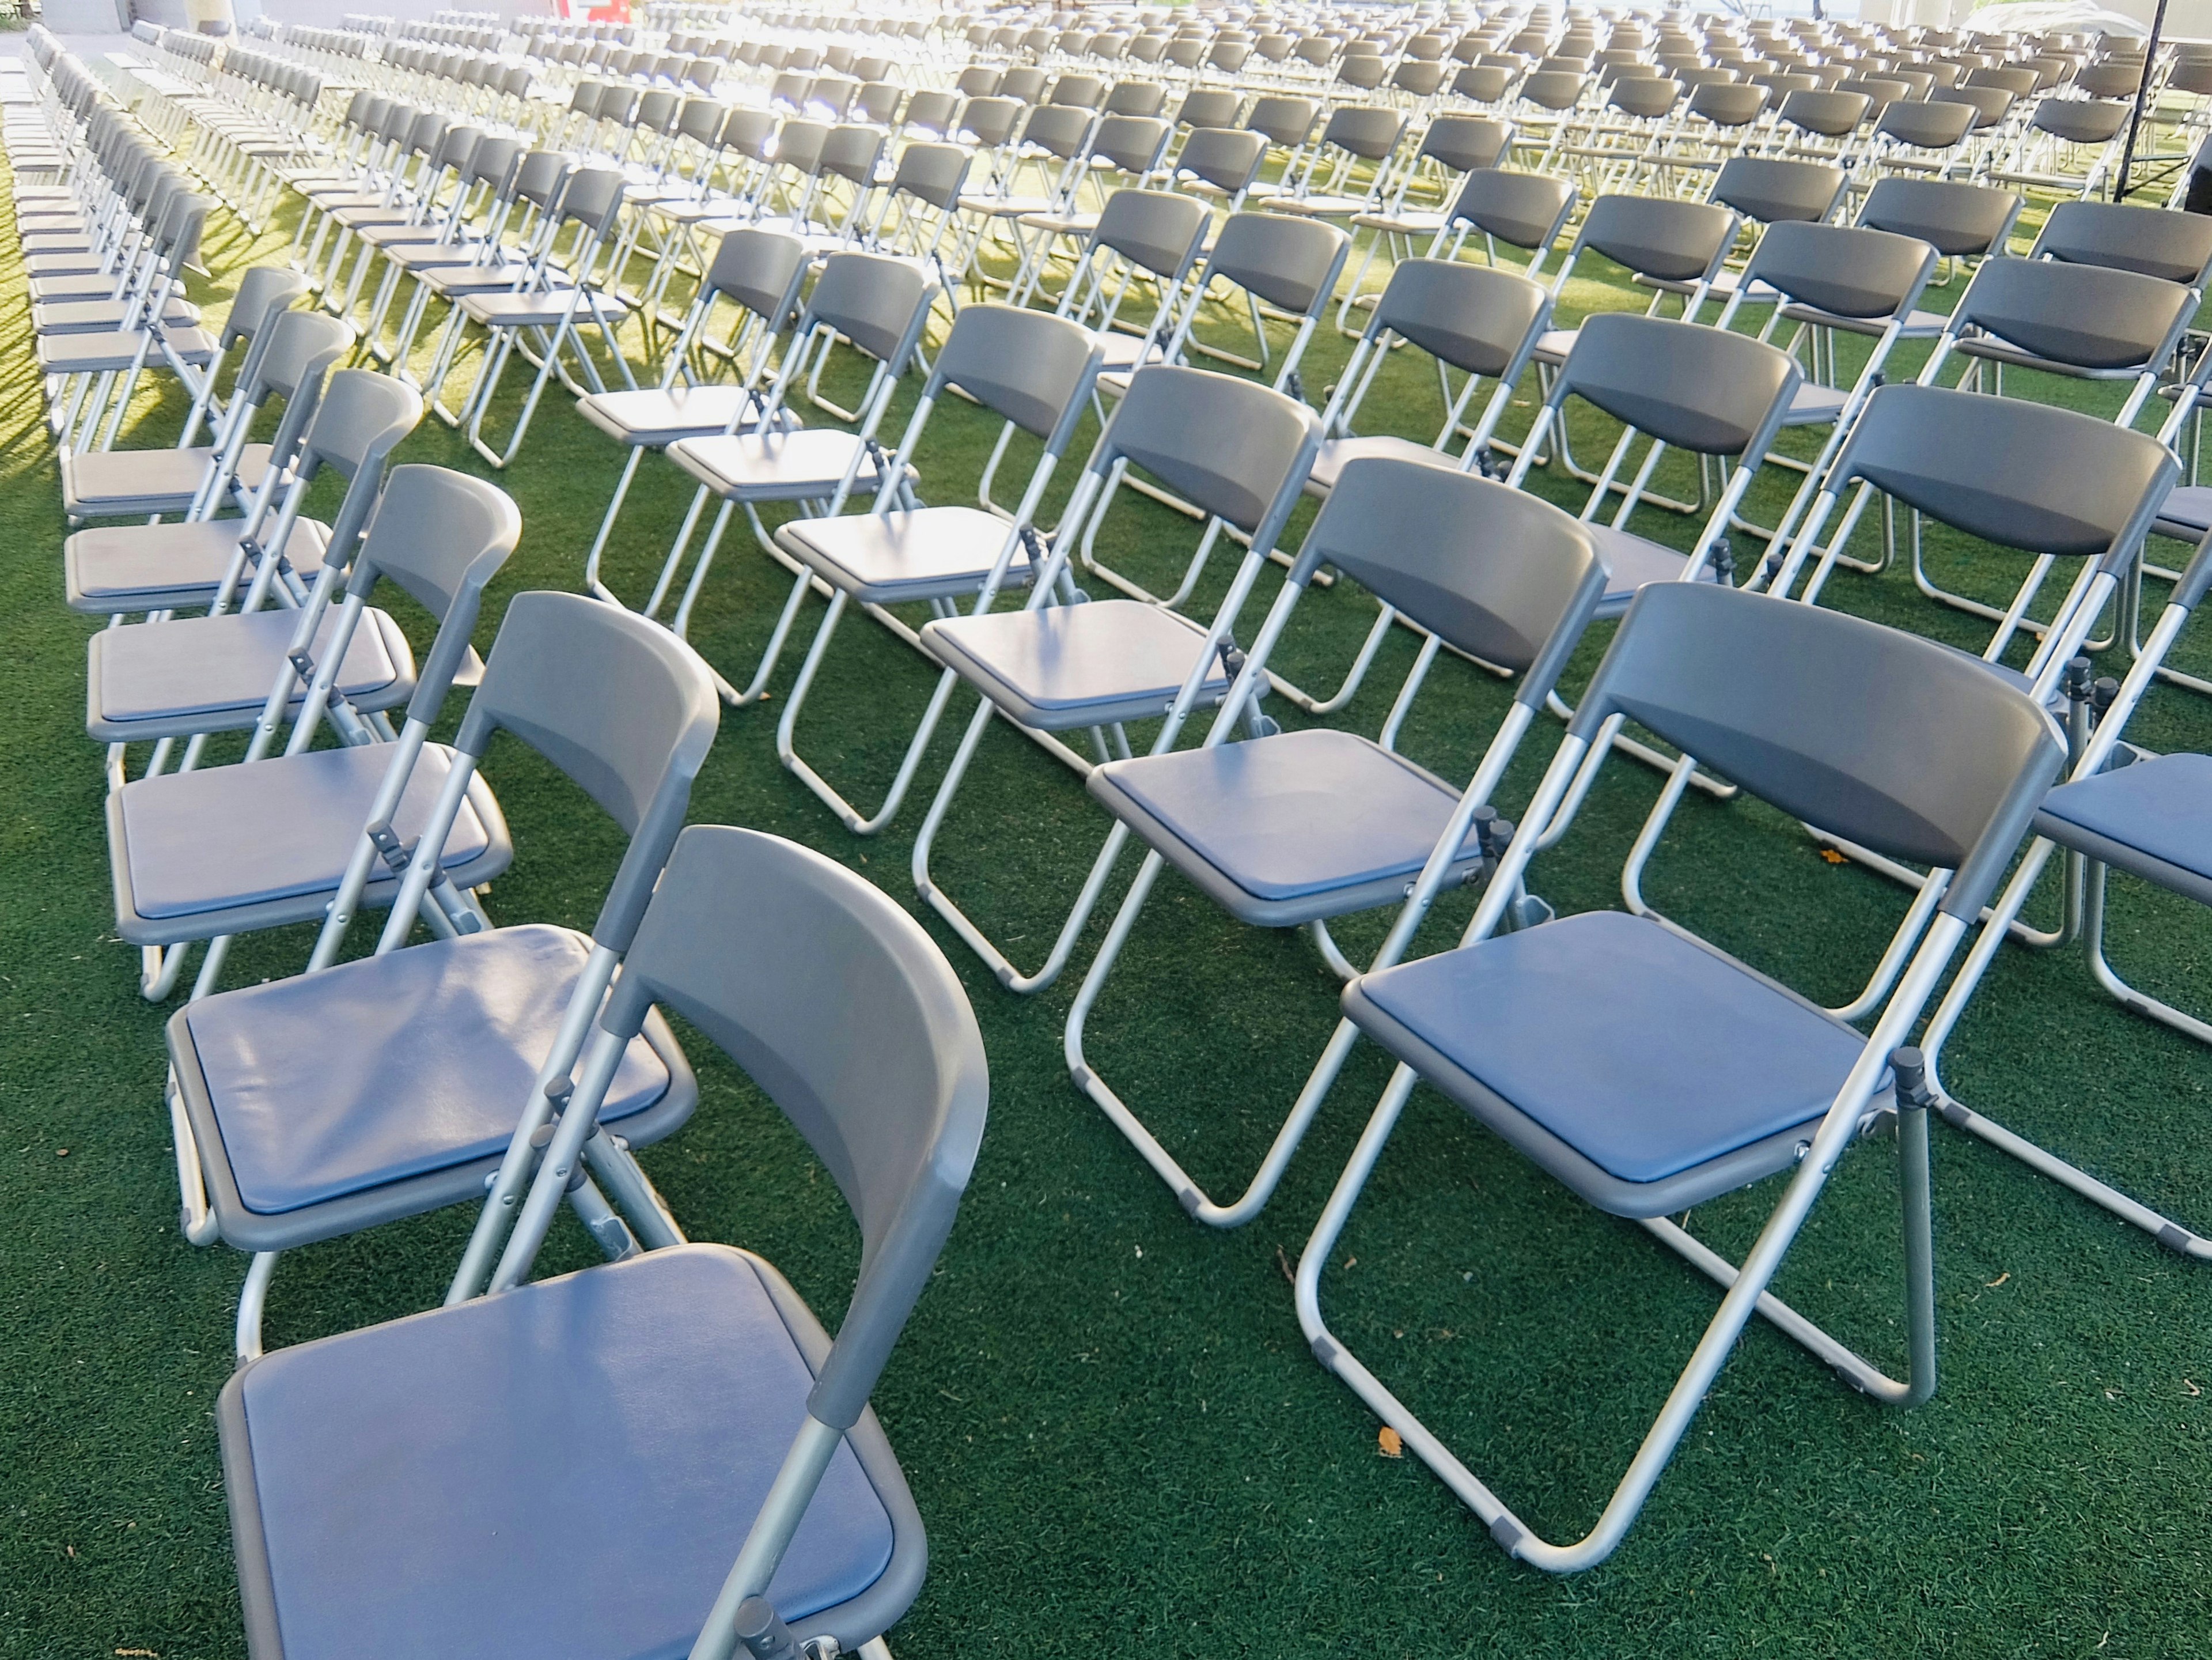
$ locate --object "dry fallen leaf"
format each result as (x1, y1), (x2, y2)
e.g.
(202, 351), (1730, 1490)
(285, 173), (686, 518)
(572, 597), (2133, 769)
(1985, 1272), (2010, 1288)
(116, 1650), (159, 1658)
(2185, 1379), (2202, 1397)
(1819, 849), (1847, 865)
(1377, 1426), (1404, 1459)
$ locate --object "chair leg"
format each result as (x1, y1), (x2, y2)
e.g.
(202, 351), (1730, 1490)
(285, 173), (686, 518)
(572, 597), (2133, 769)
(1297, 1061), (1934, 1571)
(166, 1065), (221, 1246)
(236, 1250), (279, 1367)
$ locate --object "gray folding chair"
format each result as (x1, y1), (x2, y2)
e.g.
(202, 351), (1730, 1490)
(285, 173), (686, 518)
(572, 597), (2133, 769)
(214, 821), (984, 1659)
(1301, 580), (2063, 1570)
(1912, 530), (2212, 1257)
(654, 252), (937, 704)
(1029, 187), (1210, 370)
(107, 466), (522, 1004)
(770, 306), (1106, 834)
(2027, 198), (2212, 290)
(168, 591), (717, 1347)
(1426, 165), (1578, 283)
(1338, 114), (1513, 320)
(912, 365), (1320, 993)
(84, 369), (424, 792)
(1070, 459), (1606, 1225)
(578, 226), (810, 604)
(1165, 124), (1271, 214)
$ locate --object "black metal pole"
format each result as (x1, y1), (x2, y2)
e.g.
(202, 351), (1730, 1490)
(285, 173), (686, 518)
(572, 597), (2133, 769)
(2116, 0), (2172, 202)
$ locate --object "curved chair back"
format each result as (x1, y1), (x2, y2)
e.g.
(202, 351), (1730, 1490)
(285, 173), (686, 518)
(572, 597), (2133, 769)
(1101, 365), (1320, 543)
(1552, 312), (1798, 458)
(1367, 256), (1550, 378)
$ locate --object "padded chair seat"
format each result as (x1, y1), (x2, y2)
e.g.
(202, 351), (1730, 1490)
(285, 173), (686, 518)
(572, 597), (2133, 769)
(2152, 482), (2212, 541)
(921, 598), (1229, 731)
(24, 248), (108, 278)
(1583, 522), (1719, 618)
(356, 221), (464, 248)
(1345, 909), (1880, 1216)
(218, 1245), (906, 1660)
(776, 506), (1036, 604)
(32, 294), (199, 334)
(956, 191), (1059, 218)
(415, 256), (535, 292)
(1532, 326), (1579, 365)
(1272, 192), (1381, 218)
(1090, 727), (1487, 926)
(64, 515), (334, 614)
(668, 428), (903, 502)
(1308, 433), (1461, 494)
(1781, 380), (1851, 427)
(108, 740), (509, 944)
(2036, 752), (2212, 906)
(577, 385), (791, 446)
(37, 322), (217, 376)
(87, 605), (411, 740)
(458, 288), (599, 327)
(28, 271), (141, 302)
(62, 443), (275, 520)
(173, 923), (687, 1231)
(1779, 300), (1950, 339)
(1351, 207), (1450, 235)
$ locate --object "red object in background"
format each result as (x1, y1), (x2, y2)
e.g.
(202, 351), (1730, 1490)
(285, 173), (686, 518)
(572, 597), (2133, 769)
(586, 0), (630, 19)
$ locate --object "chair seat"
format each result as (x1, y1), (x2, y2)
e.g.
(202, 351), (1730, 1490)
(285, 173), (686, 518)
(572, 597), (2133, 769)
(920, 598), (1229, 732)
(1272, 192), (1380, 218)
(414, 256), (535, 292)
(356, 221), (460, 248)
(2036, 752), (2212, 907)
(87, 605), (412, 740)
(1531, 325), (1578, 365)
(2151, 482), (2212, 542)
(1090, 727), (1486, 927)
(64, 515), (333, 614)
(1351, 208), (1449, 235)
(667, 428), (900, 502)
(108, 740), (508, 944)
(37, 322), (216, 376)
(24, 248), (108, 278)
(1779, 300), (1950, 340)
(62, 443), (275, 520)
(775, 506), (1035, 604)
(218, 1245), (904, 1660)
(459, 288), (601, 327)
(1344, 909), (1879, 1216)
(1013, 209), (1101, 236)
(956, 191), (1059, 218)
(576, 385), (792, 446)
(172, 923), (687, 1231)
(1583, 522), (1719, 618)
(1307, 433), (1460, 494)
(32, 294), (199, 334)
(1781, 380), (1851, 428)
(27, 271), (136, 302)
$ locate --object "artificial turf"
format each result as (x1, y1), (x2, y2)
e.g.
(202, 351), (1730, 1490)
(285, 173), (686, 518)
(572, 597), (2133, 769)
(3, 81), (2211, 1659)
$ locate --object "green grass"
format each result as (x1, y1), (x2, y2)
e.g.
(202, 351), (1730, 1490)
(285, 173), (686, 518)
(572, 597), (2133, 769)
(4, 147), (2211, 1660)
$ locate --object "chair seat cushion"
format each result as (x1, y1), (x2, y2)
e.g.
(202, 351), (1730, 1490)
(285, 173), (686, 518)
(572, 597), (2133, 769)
(1782, 380), (1851, 427)
(1779, 300), (1949, 339)
(37, 322), (217, 376)
(62, 443), (274, 519)
(64, 515), (333, 614)
(1308, 433), (1460, 494)
(776, 506), (1035, 604)
(1344, 909), (1876, 1215)
(1532, 326), (1578, 364)
(109, 740), (506, 941)
(459, 288), (596, 326)
(1582, 523), (1719, 618)
(2152, 483), (2212, 540)
(32, 294), (199, 334)
(920, 599), (1228, 731)
(87, 606), (411, 739)
(2036, 752), (2212, 906)
(576, 385), (791, 445)
(173, 924), (683, 1226)
(356, 221), (462, 248)
(668, 428), (897, 502)
(1351, 207), (1448, 233)
(1273, 191), (1378, 217)
(1090, 727), (1485, 925)
(218, 1245), (903, 1660)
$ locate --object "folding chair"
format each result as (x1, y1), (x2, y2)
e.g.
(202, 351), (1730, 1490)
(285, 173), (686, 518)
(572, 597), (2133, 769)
(85, 370), (425, 791)
(106, 466), (522, 1003)
(912, 365), (1320, 993)
(1339, 114), (1513, 320)
(2026, 198), (2212, 292)
(1164, 125), (1270, 214)
(770, 306), (1106, 834)
(1299, 580), (2065, 1569)
(653, 253), (937, 705)
(1027, 188), (1210, 370)
(169, 591), (716, 1347)
(1426, 165), (1578, 283)
(579, 226), (810, 606)
(1070, 459), (1606, 1224)
(213, 821), (984, 1659)
(1911, 528), (2212, 1254)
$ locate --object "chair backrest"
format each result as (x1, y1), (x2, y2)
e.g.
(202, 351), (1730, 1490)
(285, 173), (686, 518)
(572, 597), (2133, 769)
(700, 226), (808, 323)
(1858, 176), (2019, 258)
(1711, 155), (1844, 224)
(455, 591), (721, 950)
(555, 164), (628, 236)
(1418, 114), (1512, 173)
(1576, 583), (2061, 910)
(1316, 103), (1405, 160)
(1367, 256), (1551, 379)
(244, 309), (355, 466)
(1453, 64), (1516, 103)
(1552, 312), (1798, 458)
(1876, 96), (1975, 149)
(1690, 81), (1769, 126)
(1295, 457), (1604, 691)
(927, 304), (1104, 452)
(1778, 87), (1871, 134)
(512, 149), (570, 211)
(958, 94), (1025, 149)
(1018, 101), (1093, 158)
(1202, 211), (1350, 316)
(2031, 200), (2212, 289)
(1175, 126), (1268, 196)
(819, 123), (884, 187)
(1102, 366), (1320, 545)
(218, 266), (312, 358)
(1245, 93), (1319, 147)
(1822, 382), (2176, 565)
(596, 823), (986, 1428)
(1090, 188), (1211, 281)
(1447, 167), (1577, 252)
(291, 369), (425, 563)
(1573, 194), (1736, 282)
(800, 252), (933, 372)
(2031, 96), (2127, 143)
(347, 465), (524, 719)
(1741, 221), (1936, 323)
(1945, 256), (2196, 373)
(1088, 114), (1169, 177)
